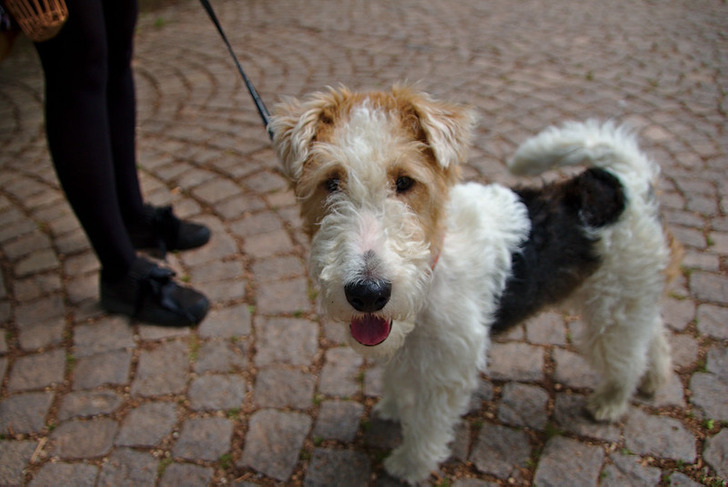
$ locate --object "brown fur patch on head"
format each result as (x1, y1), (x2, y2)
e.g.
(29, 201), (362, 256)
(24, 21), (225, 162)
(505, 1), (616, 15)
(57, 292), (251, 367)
(269, 84), (477, 242)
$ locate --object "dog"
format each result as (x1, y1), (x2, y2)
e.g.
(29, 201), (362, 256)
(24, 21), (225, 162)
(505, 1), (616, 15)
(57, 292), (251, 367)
(269, 85), (681, 484)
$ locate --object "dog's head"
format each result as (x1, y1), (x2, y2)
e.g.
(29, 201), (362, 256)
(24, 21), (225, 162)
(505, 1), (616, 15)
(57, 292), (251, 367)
(270, 84), (476, 359)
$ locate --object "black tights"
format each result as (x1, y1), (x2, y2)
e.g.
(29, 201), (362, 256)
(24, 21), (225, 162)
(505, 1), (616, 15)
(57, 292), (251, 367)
(35, 0), (143, 281)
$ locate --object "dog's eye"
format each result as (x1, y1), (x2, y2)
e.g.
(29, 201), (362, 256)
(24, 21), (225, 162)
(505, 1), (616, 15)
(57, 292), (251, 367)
(395, 176), (415, 194)
(324, 177), (340, 193)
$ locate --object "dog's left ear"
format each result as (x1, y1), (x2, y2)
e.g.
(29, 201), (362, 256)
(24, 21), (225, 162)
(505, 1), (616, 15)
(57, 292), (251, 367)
(269, 87), (348, 184)
(269, 96), (313, 183)
(399, 87), (478, 169)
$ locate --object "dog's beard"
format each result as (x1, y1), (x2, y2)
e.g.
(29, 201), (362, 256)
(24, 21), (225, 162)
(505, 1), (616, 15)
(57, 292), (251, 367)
(309, 197), (432, 357)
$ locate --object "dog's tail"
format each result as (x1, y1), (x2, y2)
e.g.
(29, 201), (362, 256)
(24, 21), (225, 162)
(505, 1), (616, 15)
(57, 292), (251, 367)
(508, 120), (659, 187)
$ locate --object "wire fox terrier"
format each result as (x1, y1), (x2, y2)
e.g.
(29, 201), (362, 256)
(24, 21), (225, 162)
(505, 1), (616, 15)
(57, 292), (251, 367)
(270, 85), (682, 484)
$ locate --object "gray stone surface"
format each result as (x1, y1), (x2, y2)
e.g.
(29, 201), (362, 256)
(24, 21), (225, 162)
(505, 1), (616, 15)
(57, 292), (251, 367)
(487, 342), (543, 382)
(172, 417), (233, 461)
(533, 436), (604, 487)
(0, 0), (725, 484)
(0, 440), (36, 485)
(73, 317), (134, 357)
(159, 463), (214, 487)
(0, 391), (54, 434)
(98, 448), (158, 487)
(198, 303), (252, 338)
(49, 418), (118, 459)
(72, 349), (132, 390)
(696, 304), (728, 339)
(254, 317), (319, 366)
(624, 409), (697, 462)
(304, 448), (371, 487)
(29, 462), (99, 487)
(115, 401), (178, 447)
(553, 348), (600, 389)
(253, 367), (315, 409)
(57, 390), (124, 421)
(689, 373), (728, 421)
(239, 409), (312, 481)
(667, 472), (703, 487)
(469, 424), (530, 479)
(524, 311), (567, 345)
(188, 374), (247, 411)
(703, 428), (728, 480)
(600, 452), (662, 487)
(313, 400), (364, 442)
(193, 339), (247, 373)
(497, 382), (548, 430)
(319, 347), (364, 397)
(131, 340), (189, 397)
(7, 349), (66, 392)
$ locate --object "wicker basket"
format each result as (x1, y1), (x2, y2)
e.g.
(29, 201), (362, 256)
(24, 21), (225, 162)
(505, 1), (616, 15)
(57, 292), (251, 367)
(4, 0), (67, 42)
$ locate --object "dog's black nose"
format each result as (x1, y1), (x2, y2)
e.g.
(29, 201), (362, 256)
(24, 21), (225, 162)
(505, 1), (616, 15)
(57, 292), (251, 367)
(345, 279), (392, 312)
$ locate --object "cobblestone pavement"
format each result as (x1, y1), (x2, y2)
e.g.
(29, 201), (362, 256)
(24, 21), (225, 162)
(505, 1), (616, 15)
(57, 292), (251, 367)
(1, 0), (727, 485)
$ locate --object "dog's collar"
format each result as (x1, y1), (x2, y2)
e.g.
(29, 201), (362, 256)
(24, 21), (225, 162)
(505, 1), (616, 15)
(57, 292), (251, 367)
(430, 235), (445, 270)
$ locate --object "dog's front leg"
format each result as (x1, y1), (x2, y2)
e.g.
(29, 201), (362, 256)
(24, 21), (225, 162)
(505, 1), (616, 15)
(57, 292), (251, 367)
(380, 358), (472, 484)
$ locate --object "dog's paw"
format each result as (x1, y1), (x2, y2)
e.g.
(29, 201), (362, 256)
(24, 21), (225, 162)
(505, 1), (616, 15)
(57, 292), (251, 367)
(636, 372), (662, 398)
(384, 446), (433, 485)
(586, 391), (628, 422)
(637, 361), (670, 398)
(374, 396), (400, 421)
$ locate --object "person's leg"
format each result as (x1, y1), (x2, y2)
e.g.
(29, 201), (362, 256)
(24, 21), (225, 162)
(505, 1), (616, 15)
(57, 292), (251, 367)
(101, 0), (145, 222)
(34, 0), (209, 325)
(34, 0), (136, 282)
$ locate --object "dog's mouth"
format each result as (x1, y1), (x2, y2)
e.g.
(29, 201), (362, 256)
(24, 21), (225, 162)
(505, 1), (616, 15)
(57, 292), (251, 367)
(350, 315), (392, 346)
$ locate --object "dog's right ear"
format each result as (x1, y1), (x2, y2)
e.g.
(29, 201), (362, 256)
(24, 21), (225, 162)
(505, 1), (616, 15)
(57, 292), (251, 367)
(269, 88), (346, 183)
(394, 86), (478, 171)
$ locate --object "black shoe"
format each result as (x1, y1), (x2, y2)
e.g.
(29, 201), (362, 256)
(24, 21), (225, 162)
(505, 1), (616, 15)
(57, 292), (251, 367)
(100, 257), (209, 327)
(129, 205), (211, 256)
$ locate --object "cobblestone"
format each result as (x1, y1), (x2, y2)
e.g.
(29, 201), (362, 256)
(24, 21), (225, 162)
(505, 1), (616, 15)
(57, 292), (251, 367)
(7, 350), (66, 392)
(0, 392), (53, 434)
(49, 418), (118, 459)
(254, 317), (318, 366)
(131, 340), (189, 397)
(533, 436), (604, 487)
(704, 429), (728, 480)
(57, 390), (124, 421)
(0, 440), (36, 485)
(304, 449), (371, 487)
(115, 401), (178, 447)
(600, 452), (662, 487)
(72, 349), (132, 390)
(28, 462), (98, 487)
(624, 409), (697, 463)
(188, 374), (247, 411)
(469, 424), (530, 480)
(312, 400), (364, 442)
(253, 367), (315, 409)
(172, 417), (233, 461)
(0, 0), (726, 484)
(239, 409), (312, 481)
(159, 463), (214, 487)
(98, 448), (158, 486)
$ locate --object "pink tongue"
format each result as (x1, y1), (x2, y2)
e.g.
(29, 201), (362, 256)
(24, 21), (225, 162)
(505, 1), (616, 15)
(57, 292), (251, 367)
(350, 315), (391, 346)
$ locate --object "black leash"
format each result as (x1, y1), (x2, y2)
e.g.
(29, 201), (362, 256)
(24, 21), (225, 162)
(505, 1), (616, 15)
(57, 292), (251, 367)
(199, 0), (274, 140)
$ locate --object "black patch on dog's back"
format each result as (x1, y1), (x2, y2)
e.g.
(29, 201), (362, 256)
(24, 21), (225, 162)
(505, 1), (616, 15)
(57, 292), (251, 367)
(491, 168), (626, 332)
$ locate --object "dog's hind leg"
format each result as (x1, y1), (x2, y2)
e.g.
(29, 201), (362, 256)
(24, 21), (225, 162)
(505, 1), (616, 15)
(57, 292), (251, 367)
(637, 320), (672, 396)
(581, 301), (661, 422)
